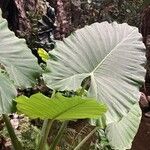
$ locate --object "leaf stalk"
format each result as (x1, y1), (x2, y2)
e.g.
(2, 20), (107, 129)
(74, 127), (98, 150)
(2, 114), (23, 150)
(37, 119), (54, 150)
(49, 121), (68, 150)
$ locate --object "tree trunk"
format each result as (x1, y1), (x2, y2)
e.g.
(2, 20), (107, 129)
(140, 5), (150, 95)
(0, 0), (46, 39)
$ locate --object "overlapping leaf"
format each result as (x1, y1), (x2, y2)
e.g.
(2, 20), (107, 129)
(43, 22), (145, 149)
(105, 103), (141, 149)
(0, 10), (42, 88)
(0, 73), (17, 114)
(0, 10), (42, 114)
(16, 93), (107, 120)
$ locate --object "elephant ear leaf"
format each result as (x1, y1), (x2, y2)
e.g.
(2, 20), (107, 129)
(0, 9), (42, 88)
(16, 93), (107, 120)
(43, 22), (145, 149)
(0, 9), (41, 114)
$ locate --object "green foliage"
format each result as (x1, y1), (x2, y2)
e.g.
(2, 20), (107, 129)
(106, 103), (141, 149)
(0, 73), (17, 114)
(0, 116), (41, 150)
(0, 4), (146, 149)
(20, 126), (40, 150)
(43, 22), (145, 149)
(0, 10), (42, 88)
(16, 93), (107, 120)
(90, 129), (111, 150)
(37, 48), (49, 62)
(0, 9), (42, 114)
(0, 9), (41, 149)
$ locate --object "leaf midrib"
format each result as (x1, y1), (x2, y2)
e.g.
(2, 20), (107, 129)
(90, 29), (135, 74)
(52, 100), (87, 120)
(56, 28), (136, 82)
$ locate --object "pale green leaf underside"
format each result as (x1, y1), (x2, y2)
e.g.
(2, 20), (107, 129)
(16, 93), (107, 120)
(43, 22), (145, 149)
(105, 102), (141, 150)
(0, 73), (17, 114)
(0, 10), (42, 88)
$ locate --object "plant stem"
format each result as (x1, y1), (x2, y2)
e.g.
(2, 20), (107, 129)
(74, 127), (98, 150)
(49, 121), (68, 150)
(79, 78), (90, 96)
(38, 90), (56, 150)
(2, 114), (23, 150)
(38, 119), (54, 150)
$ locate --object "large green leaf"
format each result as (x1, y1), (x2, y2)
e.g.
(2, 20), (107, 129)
(0, 73), (17, 114)
(43, 22), (145, 149)
(0, 10), (42, 88)
(16, 93), (107, 120)
(0, 10), (42, 114)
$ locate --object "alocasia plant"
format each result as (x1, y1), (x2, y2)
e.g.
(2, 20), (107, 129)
(0, 5), (145, 149)
(41, 22), (146, 149)
(0, 8), (107, 150)
(16, 93), (107, 120)
(16, 21), (146, 149)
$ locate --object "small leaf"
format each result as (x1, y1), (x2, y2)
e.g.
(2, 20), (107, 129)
(16, 93), (107, 120)
(38, 48), (49, 62)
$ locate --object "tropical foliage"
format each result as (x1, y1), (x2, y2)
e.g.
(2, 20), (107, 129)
(16, 93), (107, 120)
(42, 22), (146, 149)
(0, 5), (146, 150)
(0, 9), (42, 114)
(0, 9), (107, 149)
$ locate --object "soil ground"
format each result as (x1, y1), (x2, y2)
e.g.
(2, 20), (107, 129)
(132, 114), (150, 150)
